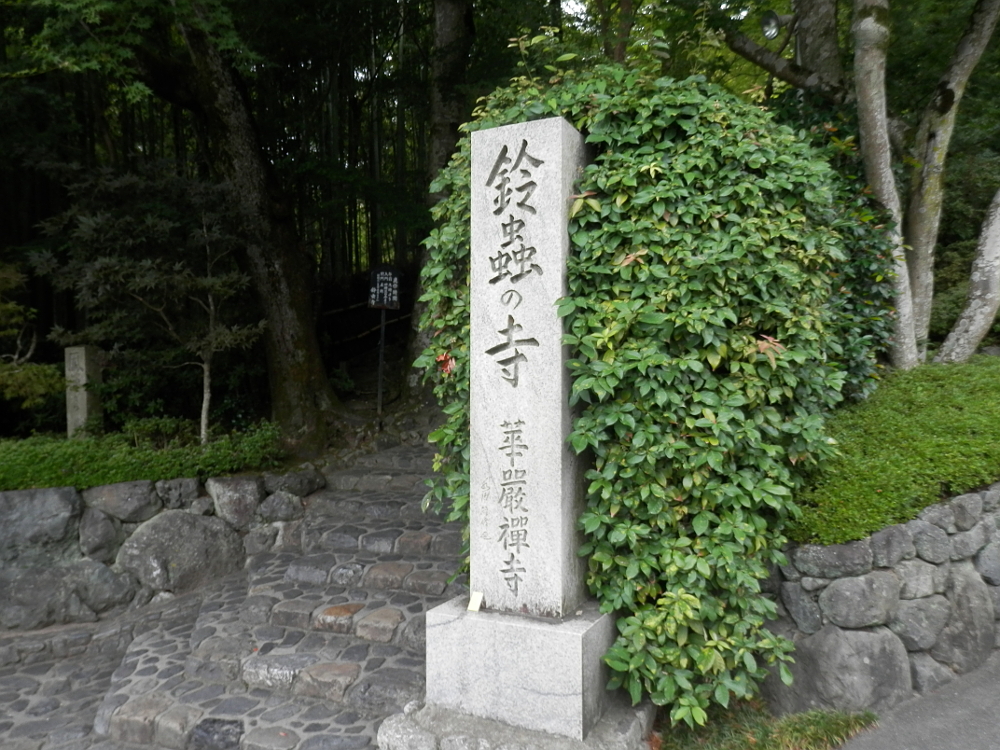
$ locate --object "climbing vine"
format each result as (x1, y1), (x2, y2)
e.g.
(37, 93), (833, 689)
(415, 63), (893, 726)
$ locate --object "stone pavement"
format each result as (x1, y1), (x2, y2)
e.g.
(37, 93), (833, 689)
(0, 444), (468, 750)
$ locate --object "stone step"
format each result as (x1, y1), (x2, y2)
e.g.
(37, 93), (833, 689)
(300, 518), (465, 558)
(252, 551), (463, 597)
(352, 445), (435, 474)
(95, 575), (426, 749)
(303, 487), (432, 524)
(318, 469), (428, 494)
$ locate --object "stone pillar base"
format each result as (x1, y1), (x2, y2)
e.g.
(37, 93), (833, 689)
(377, 700), (655, 750)
(424, 596), (620, 741)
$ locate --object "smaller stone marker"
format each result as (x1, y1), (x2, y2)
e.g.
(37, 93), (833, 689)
(65, 345), (103, 437)
(424, 117), (617, 742)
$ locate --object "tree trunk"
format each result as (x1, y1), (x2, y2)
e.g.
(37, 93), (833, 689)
(407, 0), (474, 396)
(934, 187), (1000, 363)
(793, 0), (844, 90)
(905, 0), (1000, 353)
(172, 15), (339, 454)
(853, 0), (920, 370)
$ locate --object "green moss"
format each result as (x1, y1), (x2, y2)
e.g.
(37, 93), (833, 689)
(791, 356), (1000, 545)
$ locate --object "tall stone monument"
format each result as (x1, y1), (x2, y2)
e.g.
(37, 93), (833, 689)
(65, 345), (103, 437)
(423, 117), (619, 741)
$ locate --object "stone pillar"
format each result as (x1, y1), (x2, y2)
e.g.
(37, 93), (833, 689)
(65, 346), (102, 437)
(424, 117), (616, 741)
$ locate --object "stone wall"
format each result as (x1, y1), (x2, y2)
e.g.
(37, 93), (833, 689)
(0, 466), (325, 634)
(763, 482), (1000, 715)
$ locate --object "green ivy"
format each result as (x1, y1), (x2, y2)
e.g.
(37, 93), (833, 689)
(415, 63), (893, 727)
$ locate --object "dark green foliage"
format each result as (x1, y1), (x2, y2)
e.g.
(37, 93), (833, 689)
(792, 356), (1000, 545)
(0, 421), (283, 491)
(416, 63), (893, 725)
(657, 698), (877, 750)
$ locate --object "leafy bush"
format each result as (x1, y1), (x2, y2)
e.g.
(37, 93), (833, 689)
(416, 63), (892, 726)
(0, 421), (284, 491)
(791, 356), (1000, 545)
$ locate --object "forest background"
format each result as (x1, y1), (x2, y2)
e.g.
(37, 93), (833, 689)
(1, 0), (999, 454)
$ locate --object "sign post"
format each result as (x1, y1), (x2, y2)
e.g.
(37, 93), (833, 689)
(368, 265), (400, 416)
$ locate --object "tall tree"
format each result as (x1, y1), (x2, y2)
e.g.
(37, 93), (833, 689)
(715, 0), (1000, 365)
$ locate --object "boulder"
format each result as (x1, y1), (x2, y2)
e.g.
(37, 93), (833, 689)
(263, 469), (325, 498)
(78, 507), (122, 563)
(930, 562), (995, 673)
(950, 521), (990, 561)
(206, 475), (265, 532)
(919, 504), (956, 533)
(0, 487), (82, 565)
(818, 570), (900, 628)
(982, 486), (1000, 513)
(888, 595), (951, 650)
(154, 478), (200, 510)
(950, 493), (984, 531)
(908, 520), (951, 564)
(780, 582), (822, 634)
(909, 653), (955, 694)
(894, 559), (937, 599)
(83, 481), (161, 523)
(793, 540), (873, 578)
(974, 541), (1000, 585)
(762, 625), (911, 715)
(115, 510), (244, 593)
(0, 560), (134, 630)
(259, 491), (306, 522)
(870, 524), (915, 568)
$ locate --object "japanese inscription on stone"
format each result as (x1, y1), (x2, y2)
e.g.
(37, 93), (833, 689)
(469, 117), (588, 617)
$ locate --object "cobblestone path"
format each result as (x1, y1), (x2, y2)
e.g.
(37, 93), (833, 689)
(0, 445), (467, 750)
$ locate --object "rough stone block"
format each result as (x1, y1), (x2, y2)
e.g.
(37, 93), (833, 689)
(780, 582), (822, 634)
(83, 480), (161, 523)
(405, 570), (450, 596)
(951, 493), (984, 531)
(365, 561), (414, 590)
(259, 490), (306, 522)
(264, 468), (325, 497)
(241, 654), (318, 691)
(799, 576), (829, 592)
(871, 524), (915, 567)
(920, 504), (956, 533)
(793, 540), (873, 578)
(0, 487), (83, 565)
(930, 562), (995, 672)
(361, 529), (403, 554)
(109, 693), (174, 744)
(762, 625), (911, 715)
(154, 704), (202, 750)
(294, 662), (360, 701)
(330, 562), (365, 587)
(951, 521), (990, 560)
(242, 727), (300, 750)
(975, 540), (1000, 585)
(818, 570), (900, 628)
(356, 607), (405, 642)
(888, 595), (951, 650)
(909, 519), (951, 564)
(271, 599), (317, 629)
(431, 531), (464, 557)
(895, 558), (937, 599)
(395, 530), (433, 555)
(312, 603), (365, 633)
(155, 477), (200, 510)
(244, 525), (278, 555)
(982, 486), (1000, 512)
(188, 718), (243, 750)
(205, 475), (265, 531)
(909, 653), (955, 694)
(426, 596), (615, 740)
(356, 473), (393, 491)
(115, 511), (243, 593)
(285, 554), (336, 585)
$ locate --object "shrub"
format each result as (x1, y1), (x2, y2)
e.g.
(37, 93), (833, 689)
(417, 63), (892, 726)
(791, 356), (1000, 545)
(0, 421), (284, 491)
